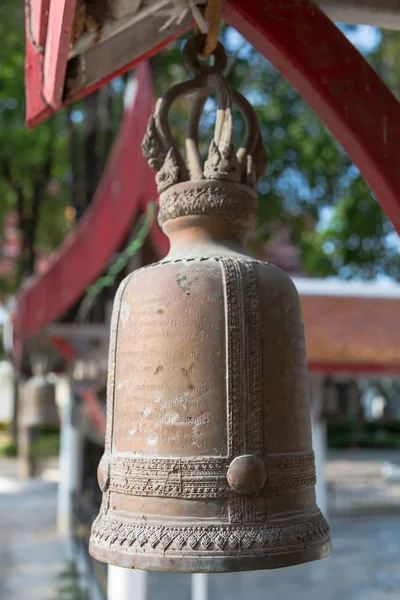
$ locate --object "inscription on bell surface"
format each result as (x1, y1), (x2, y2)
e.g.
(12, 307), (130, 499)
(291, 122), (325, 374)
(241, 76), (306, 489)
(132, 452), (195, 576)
(113, 262), (227, 457)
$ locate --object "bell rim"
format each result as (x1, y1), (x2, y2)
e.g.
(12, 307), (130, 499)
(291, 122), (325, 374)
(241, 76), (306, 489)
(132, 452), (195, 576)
(89, 509), (331, 573)
(89, 537), (331, 573)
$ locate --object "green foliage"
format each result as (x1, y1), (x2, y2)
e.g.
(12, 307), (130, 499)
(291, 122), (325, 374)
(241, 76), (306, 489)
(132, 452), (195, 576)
(78, 202), (156, 321)
(31, 426), (60, 458)
(328, 420), (400, 449)
(54, 562), (88, 600)
(0, 426), (59, 458)
(0, 439), (17, 457)
(315, 29), (400, 280)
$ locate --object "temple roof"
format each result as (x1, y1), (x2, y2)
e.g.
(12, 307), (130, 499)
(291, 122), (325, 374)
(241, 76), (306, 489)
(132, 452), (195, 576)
(294, 278), (400, 374)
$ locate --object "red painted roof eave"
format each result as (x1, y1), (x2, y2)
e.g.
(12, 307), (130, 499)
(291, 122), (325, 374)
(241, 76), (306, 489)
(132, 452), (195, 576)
(309, 362), (400, 375)
(24, 0), (189, 128)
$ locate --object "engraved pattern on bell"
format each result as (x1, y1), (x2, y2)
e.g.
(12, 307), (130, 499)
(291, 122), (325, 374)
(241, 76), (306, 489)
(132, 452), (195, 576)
(89, 34), (331, 573)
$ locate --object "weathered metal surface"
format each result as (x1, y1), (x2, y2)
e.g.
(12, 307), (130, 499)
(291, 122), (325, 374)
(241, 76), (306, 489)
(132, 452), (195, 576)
(89, 37), (331, 572)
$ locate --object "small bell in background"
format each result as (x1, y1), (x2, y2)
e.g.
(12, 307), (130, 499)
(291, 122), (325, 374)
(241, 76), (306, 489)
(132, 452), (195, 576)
(19, 357), (59, 479)
(22, 358), (58, 429)
(89, 33), (331, 573)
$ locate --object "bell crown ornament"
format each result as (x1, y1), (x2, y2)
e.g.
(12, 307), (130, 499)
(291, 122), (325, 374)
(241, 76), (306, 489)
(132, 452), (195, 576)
(89, 34), (331, 573)
(141, 35), (266, 232)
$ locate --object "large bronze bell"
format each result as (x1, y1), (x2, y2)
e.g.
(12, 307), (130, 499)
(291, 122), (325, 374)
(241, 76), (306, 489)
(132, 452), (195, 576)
(90, 35), (331, 572)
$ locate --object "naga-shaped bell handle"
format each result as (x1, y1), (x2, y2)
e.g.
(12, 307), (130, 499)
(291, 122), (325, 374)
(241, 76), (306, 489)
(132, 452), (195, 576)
(142, 34), (267, 193)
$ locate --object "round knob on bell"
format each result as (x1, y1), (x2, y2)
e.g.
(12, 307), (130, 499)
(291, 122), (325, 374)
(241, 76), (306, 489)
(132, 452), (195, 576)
(227, 455), (267, 495)
(97, 455), (110, 492)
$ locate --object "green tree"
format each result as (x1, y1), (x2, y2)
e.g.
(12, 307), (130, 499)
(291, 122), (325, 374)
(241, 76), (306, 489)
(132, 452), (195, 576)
(0, 1), (125, 288)
(317, 28), (400, 280)
(0, 3), (71, 282)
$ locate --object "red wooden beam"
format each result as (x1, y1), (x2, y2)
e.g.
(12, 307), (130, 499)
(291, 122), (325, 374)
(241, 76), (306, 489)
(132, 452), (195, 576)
(49, 336), (77, 363)
(223, 0), (400, 236)
(25, 0), (53, 128)
(43, 0), (77, 108)
(28, 0), (51, 47)
(25, 0), (189, 128)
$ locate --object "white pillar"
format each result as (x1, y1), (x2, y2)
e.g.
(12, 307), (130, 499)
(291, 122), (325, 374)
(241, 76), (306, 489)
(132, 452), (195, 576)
(0, 360), (14, 422)
(57, 377), (83, 557)
(192, 574), (209, 600)
(310, 374), (328, 517)
(107, 566), (148, 600)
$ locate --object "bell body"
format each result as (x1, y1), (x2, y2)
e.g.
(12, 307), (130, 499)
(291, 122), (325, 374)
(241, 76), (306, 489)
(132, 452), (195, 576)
(89, 180), (331, 572)
(22, 374), (58, 427)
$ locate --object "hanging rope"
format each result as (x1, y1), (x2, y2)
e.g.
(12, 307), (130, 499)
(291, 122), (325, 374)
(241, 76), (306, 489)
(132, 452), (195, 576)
(198, 0), (222, 61)
(77, 202), (156, 322)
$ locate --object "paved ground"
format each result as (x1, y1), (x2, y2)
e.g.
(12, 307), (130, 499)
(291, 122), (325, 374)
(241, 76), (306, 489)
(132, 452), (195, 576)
(327, 450), (400, 514)
(151, 450), (400, 599)
(2, 451), (400, 600)
(147, 517), (400, 600)
(0, 459), (63, 600)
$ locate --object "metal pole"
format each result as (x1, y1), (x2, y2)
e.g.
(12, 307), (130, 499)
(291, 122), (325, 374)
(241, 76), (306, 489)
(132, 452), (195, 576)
(107, 566), (148, 600)
(11, 370), (19, 450)
(191, 574), (209, 600)
(310, 374), (328, 516)
(57, 376), (82, 557)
